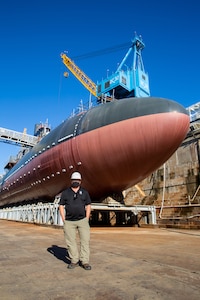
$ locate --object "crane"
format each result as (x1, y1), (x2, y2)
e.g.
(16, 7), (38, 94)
(61, 34), (150, 101)
(60, 53), (97, 97)
(97, 35), (150, 99)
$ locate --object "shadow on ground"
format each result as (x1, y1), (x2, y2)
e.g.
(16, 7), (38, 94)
(47, 245), (70, 264)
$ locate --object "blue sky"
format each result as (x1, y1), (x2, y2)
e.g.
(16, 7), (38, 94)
(0, 0), (199, 174)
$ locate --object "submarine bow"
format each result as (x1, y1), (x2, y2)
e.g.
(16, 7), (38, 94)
(0, 97), (190, 206)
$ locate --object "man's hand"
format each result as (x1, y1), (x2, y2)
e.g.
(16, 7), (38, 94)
(86, 204), (91, 220)
(59, 205), (65, 222)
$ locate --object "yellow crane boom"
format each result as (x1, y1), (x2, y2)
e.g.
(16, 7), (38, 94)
(61, 53), (97, 97)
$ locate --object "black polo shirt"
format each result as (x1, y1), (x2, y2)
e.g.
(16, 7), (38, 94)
(59, 187), (91, 221)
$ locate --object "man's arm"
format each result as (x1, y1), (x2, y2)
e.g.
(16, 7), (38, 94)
(85, 204), (91, 220)
(59, 205), (65, 222)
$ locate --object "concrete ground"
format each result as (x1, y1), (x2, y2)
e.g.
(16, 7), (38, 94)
(0, 220), (200, 300)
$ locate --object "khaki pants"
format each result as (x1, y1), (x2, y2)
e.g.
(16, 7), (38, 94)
(63, 217), (90, 264)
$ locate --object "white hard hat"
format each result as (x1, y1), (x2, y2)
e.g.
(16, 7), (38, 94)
(70, 172), (82, 180)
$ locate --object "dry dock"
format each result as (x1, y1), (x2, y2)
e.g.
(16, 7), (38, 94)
(0, 220), (200, 300)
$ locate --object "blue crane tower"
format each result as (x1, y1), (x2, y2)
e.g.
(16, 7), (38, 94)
(61, 34), (150, 102)
(96, 35), (150, 99)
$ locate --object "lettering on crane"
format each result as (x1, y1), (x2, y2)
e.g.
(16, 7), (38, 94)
(110, 75), (119, 84)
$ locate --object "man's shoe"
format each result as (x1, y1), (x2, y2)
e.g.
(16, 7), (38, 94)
(67, 262), (79, 269)
(81, 263), (92, 270)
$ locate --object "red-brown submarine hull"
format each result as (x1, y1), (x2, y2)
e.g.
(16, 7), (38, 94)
(0, 97), (190, 206)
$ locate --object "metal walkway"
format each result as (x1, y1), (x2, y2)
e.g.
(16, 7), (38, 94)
(0, 127), (38, 147)
(187, 101), (200, 122)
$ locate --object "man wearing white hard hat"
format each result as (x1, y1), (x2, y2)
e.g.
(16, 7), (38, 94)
(59, 172), (92, 270)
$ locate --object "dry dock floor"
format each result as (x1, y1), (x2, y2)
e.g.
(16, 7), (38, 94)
(0, 220), (200, 300)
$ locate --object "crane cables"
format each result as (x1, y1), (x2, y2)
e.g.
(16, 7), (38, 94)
(71, 42), (130, 61)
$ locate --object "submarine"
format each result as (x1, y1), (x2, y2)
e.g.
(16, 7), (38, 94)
(0, 96), (190, 207)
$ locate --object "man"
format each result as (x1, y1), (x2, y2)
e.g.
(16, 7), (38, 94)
(59, 172), (92, 270)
